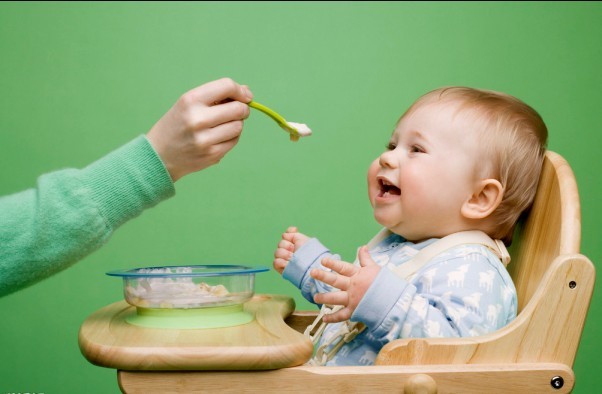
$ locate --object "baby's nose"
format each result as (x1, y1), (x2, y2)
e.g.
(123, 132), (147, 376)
(379, 150), (397, 168)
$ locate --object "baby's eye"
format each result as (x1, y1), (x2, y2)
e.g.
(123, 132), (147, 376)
(386, 142), (397, 150)
(410, 145), (425, 153)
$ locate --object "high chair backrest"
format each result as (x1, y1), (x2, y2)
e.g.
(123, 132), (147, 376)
(507, 150), (581, 313)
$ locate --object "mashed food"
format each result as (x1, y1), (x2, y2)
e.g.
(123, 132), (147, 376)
(287, 122), (312, 137)
(124, 267), (230, 308)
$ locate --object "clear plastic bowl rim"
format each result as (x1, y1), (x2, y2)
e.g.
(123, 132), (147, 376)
(106, 264), (269, 278)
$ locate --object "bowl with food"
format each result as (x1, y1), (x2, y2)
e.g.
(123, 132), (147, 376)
(106, 265), (269, 329)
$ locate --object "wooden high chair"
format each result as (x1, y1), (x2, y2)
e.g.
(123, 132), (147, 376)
(87, 151), (595, 393)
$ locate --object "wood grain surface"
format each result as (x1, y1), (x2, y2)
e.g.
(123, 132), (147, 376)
(79, 294), (314, 370)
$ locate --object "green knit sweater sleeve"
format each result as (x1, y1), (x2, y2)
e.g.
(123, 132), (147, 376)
(0, 135), (175, 297)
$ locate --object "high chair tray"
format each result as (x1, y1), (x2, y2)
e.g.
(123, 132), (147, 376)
(78, 294), (313, 370)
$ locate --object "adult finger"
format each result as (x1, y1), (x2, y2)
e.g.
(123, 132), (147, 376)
(188, 77), (253, 106)
(196, 118), (244, 147)
(191, 100), (250, 131)
(208, 133), (241, 159)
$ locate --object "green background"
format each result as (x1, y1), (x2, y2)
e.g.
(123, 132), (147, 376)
(1, 2), (600, 393)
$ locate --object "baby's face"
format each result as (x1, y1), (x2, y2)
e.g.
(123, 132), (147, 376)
(367, 100), (482, 241)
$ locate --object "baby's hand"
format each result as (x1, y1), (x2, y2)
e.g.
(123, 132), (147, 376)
(311, 246), (380, 323)
(273, 226), (309, 275)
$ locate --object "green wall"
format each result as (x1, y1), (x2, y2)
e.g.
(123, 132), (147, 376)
(1, 2), (600, 393)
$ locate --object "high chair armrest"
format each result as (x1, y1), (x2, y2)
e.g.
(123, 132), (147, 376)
(375, 254), (595, 367)
(285, 310), (319, 333)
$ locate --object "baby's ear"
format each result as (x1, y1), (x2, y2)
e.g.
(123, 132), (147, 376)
(461, 179), (504, 219)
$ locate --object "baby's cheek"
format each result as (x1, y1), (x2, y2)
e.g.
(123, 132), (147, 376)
(366, 160), (380, 204)
(367, 159), (380, 179)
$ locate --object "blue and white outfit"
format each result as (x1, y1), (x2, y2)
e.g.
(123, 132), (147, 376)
(283, 231), (517, 366)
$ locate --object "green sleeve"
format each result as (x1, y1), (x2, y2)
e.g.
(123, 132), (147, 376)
(0, 135), (175, 297)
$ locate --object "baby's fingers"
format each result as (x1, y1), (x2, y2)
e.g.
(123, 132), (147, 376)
(324, 307), (352, 323)
(273, 258), (288, 274)
(311, 268), (349, 291)
(274, 247), (293, 261)
(282, 231), (297, 243)
(314, 290), (348, 307)
(321, 257), (358, 277)
(277, 239), (294, 252)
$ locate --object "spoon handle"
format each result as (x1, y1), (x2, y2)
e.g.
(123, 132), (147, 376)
(248, 101), (287, 126)
(248, 101), (299, 140)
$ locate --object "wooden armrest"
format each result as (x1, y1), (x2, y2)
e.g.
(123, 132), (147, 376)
(285, 310), (318, 333)
(376, 254), (595, 367)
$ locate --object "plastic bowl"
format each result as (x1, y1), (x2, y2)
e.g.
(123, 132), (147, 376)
(106, 265), (269, 309)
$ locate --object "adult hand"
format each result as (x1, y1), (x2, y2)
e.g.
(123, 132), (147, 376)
(147, 77), (254, 182)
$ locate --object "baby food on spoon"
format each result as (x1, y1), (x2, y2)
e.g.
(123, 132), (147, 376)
(287, 122), (312, 137)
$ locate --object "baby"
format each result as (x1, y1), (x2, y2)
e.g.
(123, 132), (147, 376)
(273, 87), (548, 366)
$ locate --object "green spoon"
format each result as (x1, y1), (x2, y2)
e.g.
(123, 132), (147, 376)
(248, 101), (312, 142)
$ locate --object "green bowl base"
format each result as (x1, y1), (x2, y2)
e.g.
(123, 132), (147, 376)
(126, 304), (253, 329)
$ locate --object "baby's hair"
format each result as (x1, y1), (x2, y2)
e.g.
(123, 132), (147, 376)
(403, 87), (548, 245)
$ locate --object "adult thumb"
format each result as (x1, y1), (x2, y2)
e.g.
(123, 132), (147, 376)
(358, 246), (375, 267)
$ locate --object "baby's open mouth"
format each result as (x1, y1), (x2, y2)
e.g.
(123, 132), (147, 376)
(378, 179), (401, 197)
